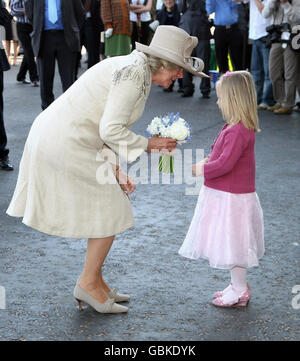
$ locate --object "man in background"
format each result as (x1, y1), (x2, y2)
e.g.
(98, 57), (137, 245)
(206, 0), (244, 74)
(10, 0), (39, 86)
(25, 0), (85, 110)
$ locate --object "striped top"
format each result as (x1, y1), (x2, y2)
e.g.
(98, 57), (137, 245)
(10, 0), (30, 23)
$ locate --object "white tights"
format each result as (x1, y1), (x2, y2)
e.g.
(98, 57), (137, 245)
(221, 266), (248, 303)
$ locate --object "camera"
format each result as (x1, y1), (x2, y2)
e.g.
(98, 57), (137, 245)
(265, 23), (291, 49)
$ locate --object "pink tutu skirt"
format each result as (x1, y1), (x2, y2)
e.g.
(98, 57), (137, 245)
(179, 186), (264, 269)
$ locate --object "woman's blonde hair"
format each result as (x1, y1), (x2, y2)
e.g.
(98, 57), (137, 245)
(216, 71), (260, 132)
(145, 54), (180, 74)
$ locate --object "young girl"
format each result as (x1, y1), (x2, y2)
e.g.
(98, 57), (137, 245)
(179, 71), (264, 307)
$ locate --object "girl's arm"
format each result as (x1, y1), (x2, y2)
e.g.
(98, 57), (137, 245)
(261, 0), (277, 18)
(203, 130), (248, 180)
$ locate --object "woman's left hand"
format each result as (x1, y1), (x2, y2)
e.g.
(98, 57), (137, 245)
(116, 169), (136, 195)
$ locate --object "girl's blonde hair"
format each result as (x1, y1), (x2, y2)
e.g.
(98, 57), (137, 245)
(145, 54), (180, 74)
(216, 71), (260, 132)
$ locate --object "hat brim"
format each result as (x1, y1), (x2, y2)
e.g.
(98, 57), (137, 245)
(135, 42), (209, 78)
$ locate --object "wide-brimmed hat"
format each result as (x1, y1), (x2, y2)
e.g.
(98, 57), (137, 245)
(136, 25), (209, 78)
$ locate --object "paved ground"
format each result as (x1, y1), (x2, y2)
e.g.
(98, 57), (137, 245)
(0, 59), (299, 341)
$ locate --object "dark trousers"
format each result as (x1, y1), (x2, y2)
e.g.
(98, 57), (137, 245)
(131, 21), (150, 50)
(84, 19), (100, 68)
(183, 39), (211, 96)
(214, 23), (244, 74)
(37, 30), (78, 110)
(16, 22), (39, 82)
(0, 71), (8, 160)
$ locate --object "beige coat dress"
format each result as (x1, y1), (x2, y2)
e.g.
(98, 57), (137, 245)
(7, 50), (151, 238)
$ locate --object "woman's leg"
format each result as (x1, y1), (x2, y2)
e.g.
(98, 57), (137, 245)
(4, 40), (11, 63)
(13, 41), (19, 66)
(99, 270), (111, 293)
(78, 236), (114, 303)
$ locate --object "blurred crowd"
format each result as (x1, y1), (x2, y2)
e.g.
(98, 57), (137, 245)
(0, 0), (299, 171)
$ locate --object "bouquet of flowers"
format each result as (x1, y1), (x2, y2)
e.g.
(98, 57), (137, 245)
(146, 112), (191, 173)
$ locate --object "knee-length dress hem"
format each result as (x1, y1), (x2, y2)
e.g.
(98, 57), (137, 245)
(19, 218), (134, 239)
(179, 251), (264, 270)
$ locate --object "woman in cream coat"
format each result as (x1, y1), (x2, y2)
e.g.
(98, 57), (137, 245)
(7, 26), (207, 314)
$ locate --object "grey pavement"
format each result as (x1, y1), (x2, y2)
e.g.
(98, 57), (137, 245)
(0, 59), (299, 341)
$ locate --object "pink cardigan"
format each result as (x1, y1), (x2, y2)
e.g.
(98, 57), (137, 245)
(203, 122), (256, 194)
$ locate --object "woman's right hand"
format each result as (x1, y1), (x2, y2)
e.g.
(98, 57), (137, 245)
(116, 168), (136, 195)
(147, 136), (177, 153)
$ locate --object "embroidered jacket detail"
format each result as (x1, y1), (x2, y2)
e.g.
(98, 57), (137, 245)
(112, 54), (151, 100)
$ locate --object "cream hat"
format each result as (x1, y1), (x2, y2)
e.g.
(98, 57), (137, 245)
(136, 25), (209, 78)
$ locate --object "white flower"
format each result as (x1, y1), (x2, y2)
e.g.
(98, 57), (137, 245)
(168, 122), (190, 141)
(159, 125), (169, 137)
(147, 117), (162, 135)
(147, 114), (190, 142)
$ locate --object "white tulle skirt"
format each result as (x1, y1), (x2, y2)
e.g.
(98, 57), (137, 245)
(179, 186), (264, 269)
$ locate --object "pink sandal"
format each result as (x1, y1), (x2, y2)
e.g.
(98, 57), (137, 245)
(213, 283), (251, 299)
(212, 287), (251, 308)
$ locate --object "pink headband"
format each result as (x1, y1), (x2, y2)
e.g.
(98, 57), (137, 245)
(223, 71), (232, 78)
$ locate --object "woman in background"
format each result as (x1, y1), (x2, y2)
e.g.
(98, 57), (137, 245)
(130, 0), (153, 50)
(101, 0), (132, 57)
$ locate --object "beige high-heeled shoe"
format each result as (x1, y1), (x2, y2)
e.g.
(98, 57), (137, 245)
(106, 288), (130, 303)
(76, 276), (130, 303)
(73, 284), (128, 313)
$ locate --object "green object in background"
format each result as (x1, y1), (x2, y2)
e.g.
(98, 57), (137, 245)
(210, 43), (234, 72)
(105, 34), (131, 57)
(209, 44), (217, 70)
(158, 155), (174, 174)
(228, 54), (234, 71)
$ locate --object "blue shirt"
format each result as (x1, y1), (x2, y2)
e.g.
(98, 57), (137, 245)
(44, 0), (64, 30)
(206, 0), (240, 26)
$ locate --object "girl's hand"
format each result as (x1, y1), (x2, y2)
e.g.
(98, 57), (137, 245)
(116, 168), (136, 195)
(192, 157), (209, 177)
